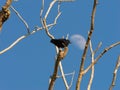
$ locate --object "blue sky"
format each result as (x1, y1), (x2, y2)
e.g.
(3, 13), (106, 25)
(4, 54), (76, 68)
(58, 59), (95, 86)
(0, 0), (120, 90)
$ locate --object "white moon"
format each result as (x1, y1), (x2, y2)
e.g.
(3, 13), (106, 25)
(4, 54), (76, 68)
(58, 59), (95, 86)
(70, 34), (86, 50)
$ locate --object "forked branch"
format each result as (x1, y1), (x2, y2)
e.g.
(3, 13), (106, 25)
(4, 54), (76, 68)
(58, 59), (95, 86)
(41, 1), (74, 89)
(10, 6), (30, 33)
(76, 0), (98, 90)
(48, 47), (68, 90)
(84, 41), (120, 74)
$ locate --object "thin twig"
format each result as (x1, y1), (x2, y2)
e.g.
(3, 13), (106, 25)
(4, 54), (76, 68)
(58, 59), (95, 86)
(13, 0), (19, 1)
(76, 0), (98, 90)
(10, 5), (30, 33)
(93, 42), (102, 54)
(47, 12), (61, 28)
(59, 62), (69, 89)
(0, 24), (56, 55)
(0, 27), (42, 55)
(94, 42), (120, 66)
(109, 55), (120, 90)
(84, 41), (120, 74)
(44, 0), (57, 19)
(87, 40), (95, 90)
(57, 71), (75, 78)
(58, 1), (61, 13)
(69, 71), (75, 88)
(0, 35), (28, 55)
(44, 0), (74, 19)
(40, 0), (44, 18)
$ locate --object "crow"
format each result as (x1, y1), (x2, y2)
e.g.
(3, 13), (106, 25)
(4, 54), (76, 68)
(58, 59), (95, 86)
(50, 38), (71, 48)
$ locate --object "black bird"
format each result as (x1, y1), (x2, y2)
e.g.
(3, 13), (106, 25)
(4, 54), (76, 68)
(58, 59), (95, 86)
(50, 38), (71, 48)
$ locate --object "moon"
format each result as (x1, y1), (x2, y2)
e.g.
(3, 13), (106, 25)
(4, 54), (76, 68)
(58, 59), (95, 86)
(70, 34), (86, 50)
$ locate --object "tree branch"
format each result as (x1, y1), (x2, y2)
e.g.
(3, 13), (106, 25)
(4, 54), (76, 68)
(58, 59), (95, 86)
(2, 0), (12, 10)
(42, 19), (55, 39)
(40, 0), (44, 18)
(41, 1), (71, 89)
(48, 50), (62, 90)
(49, 47), (69, 90)
(109, 55), (120, 90)
(0, 27), (42, 55)
(76, 0), (98, 90)
(0, 0), (12, 31)
(84, 41), (120, 74)
(10, 5), (30, 33)
(87, 40), (95, 90)
(44, 0), (57, 20)
(0, 23), (58, 55)
(93, 42), (102, 54)
(44, 0), (74, 19)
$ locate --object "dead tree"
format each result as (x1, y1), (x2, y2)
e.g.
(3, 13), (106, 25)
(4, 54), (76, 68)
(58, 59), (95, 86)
(0, 0), (120, 90)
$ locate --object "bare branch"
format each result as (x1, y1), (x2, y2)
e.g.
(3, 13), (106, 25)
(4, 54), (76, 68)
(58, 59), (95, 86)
(13, 0), (19, 2)
(40, 0), (44, 18)
(109, 55), (120, 90)
(0, 0), (12, 31)
(87, 40), (95, 90)
(0, 21), (61, 55)
(43, 7), (68, 90)
(48, 57), (60, 90)
(42, 1), (61, 30)
(59, 48), (69, 89)
(42, 1), (74, 89)
(57, 71), (75, 78)
(95, 42), (120, 64)
(84, 41), (120, 74)
(49, 47), (69, 90)
(0, 27), (43, 55)
(65, 34), (69, 39)
(43, 8), (70, 90)
(48, 49), (65, 90)
(56, 70), (75, 89)
(44, 0), (57, 19)
(93, 42), (102, 54)
(0, 35), (28, 55)
(44, 0), (74, 19)
(58, 1), (61, 13)
(76, 0), (98, 90)
(10, 6), (30, 33)
(69, 71), (75, 88)
(47, 12), (61, 28)
(59, 62), (69, 89)
(2, 0), (12, 10)
(43, 19), (55, 39)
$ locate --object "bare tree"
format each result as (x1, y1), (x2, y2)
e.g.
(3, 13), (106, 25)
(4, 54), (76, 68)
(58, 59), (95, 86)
(0, 0), (120, 90)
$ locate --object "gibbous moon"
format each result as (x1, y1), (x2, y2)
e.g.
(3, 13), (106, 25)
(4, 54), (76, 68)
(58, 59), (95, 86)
(70, 34), (86, 50)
